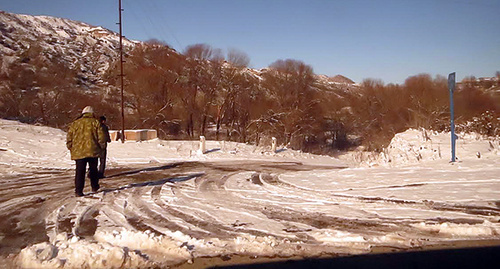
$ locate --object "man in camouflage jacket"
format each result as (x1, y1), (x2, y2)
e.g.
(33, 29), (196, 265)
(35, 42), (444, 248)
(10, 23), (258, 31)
(67, 106), (107, 197)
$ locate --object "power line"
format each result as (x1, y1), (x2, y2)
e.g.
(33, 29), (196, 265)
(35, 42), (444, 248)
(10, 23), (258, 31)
(148, 0), (183, 48)
(122, 0), (158, 41)
(124, 0), (183, 49)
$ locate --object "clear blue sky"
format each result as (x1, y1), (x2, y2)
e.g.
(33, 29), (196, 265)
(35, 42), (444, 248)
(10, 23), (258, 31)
(1, 0), (499, 84)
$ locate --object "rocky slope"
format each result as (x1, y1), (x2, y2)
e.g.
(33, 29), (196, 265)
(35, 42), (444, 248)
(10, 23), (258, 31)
(0, 10), (136, 87)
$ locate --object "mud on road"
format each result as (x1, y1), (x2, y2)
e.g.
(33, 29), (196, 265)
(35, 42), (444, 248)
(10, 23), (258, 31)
(0, 161), (345, 262)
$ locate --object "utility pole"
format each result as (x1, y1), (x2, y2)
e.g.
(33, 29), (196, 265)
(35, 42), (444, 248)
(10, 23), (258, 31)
(448, 72), (456, 162)
(118, 0), (125, 143)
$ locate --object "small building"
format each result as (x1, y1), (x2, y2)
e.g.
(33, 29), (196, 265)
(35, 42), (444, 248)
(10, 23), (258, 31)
(109, 129), (157, 142)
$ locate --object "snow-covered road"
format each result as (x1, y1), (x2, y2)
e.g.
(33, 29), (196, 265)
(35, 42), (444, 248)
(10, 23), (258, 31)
(1, 119), (500, 268)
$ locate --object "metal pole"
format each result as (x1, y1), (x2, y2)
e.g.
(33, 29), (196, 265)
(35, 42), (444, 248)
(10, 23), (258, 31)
(118, 0), (125, 143)
(448, 72), (456, 162)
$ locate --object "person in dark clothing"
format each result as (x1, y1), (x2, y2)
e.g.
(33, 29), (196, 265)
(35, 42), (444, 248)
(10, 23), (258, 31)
(66, 106), (106, 197)
(98, 115), (111, 179)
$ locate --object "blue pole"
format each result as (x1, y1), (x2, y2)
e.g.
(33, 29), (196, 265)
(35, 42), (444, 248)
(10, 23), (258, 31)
(448, 72), (456, 162)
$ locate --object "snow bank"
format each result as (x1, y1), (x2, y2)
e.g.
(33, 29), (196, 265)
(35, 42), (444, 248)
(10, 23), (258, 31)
(412, 221), (498, 237)
(18, 232), (163, 268)
(0, 119), (73, 172)
(310, 229), (369, 250)
(342, 129), (500, 167)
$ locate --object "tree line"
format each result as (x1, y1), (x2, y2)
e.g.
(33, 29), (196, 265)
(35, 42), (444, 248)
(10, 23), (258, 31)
(1, 41), (499, 153)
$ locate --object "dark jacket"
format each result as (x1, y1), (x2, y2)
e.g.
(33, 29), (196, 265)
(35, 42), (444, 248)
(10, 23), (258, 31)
(66, 113), (107, 160)
(101, 123), (111, 146)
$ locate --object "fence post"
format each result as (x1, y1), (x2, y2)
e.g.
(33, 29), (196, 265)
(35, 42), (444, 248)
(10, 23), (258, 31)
(271, 137), (277, 153)
(199, 136), (206, 154)
(448, 72), (456, 162)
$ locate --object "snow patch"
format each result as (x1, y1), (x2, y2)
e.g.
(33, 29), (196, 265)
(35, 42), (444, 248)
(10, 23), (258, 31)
(341, 129), (500, 167)
(413, 221), (498, 237)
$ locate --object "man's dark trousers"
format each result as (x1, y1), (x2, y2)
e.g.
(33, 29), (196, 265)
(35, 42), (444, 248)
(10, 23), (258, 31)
(75, 157), (99, 195)
(98, 149), (107, 178)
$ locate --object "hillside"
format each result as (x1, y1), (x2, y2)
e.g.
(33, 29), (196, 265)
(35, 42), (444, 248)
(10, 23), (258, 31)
(0, 11), (353, 91)
(0, 11), (358, 148)
(0, 11), (138, 87)
(1, 11), (498, 154)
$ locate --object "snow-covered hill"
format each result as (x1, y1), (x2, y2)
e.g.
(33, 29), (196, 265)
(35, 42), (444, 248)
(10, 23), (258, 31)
(0, 10), (135, 87)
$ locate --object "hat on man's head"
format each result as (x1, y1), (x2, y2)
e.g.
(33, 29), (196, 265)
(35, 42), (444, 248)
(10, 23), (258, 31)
(82, 106), (94, 114)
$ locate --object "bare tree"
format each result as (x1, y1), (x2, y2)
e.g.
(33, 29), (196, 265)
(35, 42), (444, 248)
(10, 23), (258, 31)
(122, 44), (184, 131)
(144, 38), (171, 47)
(227, 48), (250, 68)
(184, 43), (224, 61)
(265, 59), (320, 147)
(0, 41), (80, 126)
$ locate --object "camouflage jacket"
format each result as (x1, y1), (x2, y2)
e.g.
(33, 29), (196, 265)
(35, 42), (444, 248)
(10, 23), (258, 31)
(66, 113), (107, 160)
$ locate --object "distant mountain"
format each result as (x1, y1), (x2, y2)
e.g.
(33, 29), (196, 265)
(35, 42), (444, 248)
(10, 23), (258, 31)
(0, 10), (135, 88)
(315, 74), (355, 85)
(0, 11), (356, 90)
(330, 75), (355, 84)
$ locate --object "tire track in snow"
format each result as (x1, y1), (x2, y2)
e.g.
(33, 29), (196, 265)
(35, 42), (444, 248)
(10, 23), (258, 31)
(2, 160), (500, 267)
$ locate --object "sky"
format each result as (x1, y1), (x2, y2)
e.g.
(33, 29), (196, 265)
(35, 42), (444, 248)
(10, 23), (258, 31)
(1, 0), (499, 84)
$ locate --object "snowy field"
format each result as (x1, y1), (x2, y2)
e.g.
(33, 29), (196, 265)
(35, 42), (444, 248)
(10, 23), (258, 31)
(1, 118), (500, 268)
